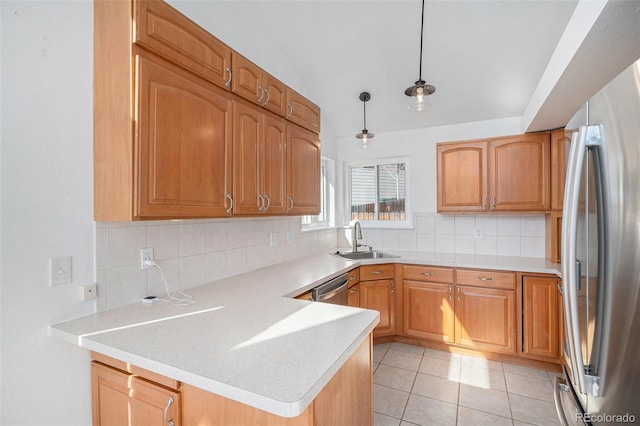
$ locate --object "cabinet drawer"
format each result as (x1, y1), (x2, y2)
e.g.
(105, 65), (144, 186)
(456, 269), (516, 290)
(360, 264), (394, 281)
(347, 268), (360, 288)
(403, 265), (454, 284)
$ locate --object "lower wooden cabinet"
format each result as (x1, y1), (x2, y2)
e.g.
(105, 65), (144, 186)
(522, 274), (561, 360)
(92, 361), (181, 426)
(403, 281), (454, 343)
(92, 336), (372, 426)
(455, 285), (517, 354)
(401, 266), (521, 357)
(359, 264), (396, 337)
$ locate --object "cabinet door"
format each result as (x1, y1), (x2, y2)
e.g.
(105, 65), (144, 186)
(92, 362), (131, 426)
(263, 73), (287, 117)
(92, 362), (181, 426)
(490, 134), (550, 211)
(231, 52), (262, 105)
(286, 88), (321, 133)
(262, 115), (287, 214)
(455, 285), (516, 354)
(134, 0), (231, 90)
(232, 101), (262, 214)
(522, 275), (560, 359)
(286, 125), (321, 215)
(360, 279), (395, 336)
(437, 141), (488, 212)
(136, 55), (233, 218)
(130, 377), (181, 426)
(348, 283), (360, 307)
(403, 281), (454, 343)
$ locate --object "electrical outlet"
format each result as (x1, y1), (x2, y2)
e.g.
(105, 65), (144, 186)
(49, 256), (72, 286)
(474, 227), (484, 239)
(140, 248), (154, 270)
(81, 284), (97, 300)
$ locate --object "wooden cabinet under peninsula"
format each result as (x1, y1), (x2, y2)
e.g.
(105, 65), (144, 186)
(90, 336), (373, 426)
(521, 274), (562, 361)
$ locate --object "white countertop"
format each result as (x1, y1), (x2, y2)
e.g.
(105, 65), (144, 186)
(50, 249), (560, 417)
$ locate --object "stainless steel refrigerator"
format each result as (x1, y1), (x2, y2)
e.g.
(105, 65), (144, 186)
(555, 59), (640, 425)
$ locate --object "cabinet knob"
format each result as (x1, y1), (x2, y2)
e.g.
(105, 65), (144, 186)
(226, 194), (233, 215)
(164, 396), (175, 425)
(225, 66), (232, 88)
(257, 85), (265, 104)
(264, 89), (271, 106)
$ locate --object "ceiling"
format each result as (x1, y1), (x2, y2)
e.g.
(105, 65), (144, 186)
(168, 1), (580, 140)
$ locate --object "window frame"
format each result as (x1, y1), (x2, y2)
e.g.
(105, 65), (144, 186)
(345, 156), (412, 229)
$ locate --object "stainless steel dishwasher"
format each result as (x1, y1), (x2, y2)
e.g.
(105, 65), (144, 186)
(311, 273), (348, 305)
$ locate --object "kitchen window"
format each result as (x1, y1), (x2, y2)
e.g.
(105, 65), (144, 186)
(302, 158), (333, 229)
(347, 157), (411, 228)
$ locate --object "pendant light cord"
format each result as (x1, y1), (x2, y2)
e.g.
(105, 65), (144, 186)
(418, 0), (425, 81)
(363, 100), (367, 131)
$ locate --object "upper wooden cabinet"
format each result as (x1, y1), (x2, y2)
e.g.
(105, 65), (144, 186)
(232, 52), (287, 117)
(134, 0), (232, 90)
(286, 125), (321, 215)
(94, 0), (321, 220)
(286, 87), (321, 134)
(437, 141), (488, 212)
(437, 133), (551, 213)
(135, 54), (233, 218)
(232, 101), (287, 215)
(550, 128), (572, 211)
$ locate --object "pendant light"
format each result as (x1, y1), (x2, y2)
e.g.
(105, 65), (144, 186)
(355, 91), (375, 148)
(405, 0), (435, 111)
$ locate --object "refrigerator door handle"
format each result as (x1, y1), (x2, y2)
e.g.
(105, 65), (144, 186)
(563, 124), (606, 397)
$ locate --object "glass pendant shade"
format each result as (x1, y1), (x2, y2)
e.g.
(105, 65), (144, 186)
(405, 0), (435, 110)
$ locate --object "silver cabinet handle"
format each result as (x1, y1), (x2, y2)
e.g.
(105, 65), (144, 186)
(491, 196), (497, 210)
(225, 66), (231, 88)
(349, 274), (357, 281)
(258, 85), (264, 104)
(287, 196), (294, 212)
(371, 270), (383, 275)
(226, 193), (233, 215)
(264, 194), (271, 211)
(264, 88), (270, 106)
(477, 276), (493, 281)
(390, 279), (395, 293)
(287, 102), (293, 118)
(457, 287), (461, 301)
(449, 285), (453, 300)
(258, 194), (265, 212)
(349, 288), (357, 294)
(483, 197), (487, 210)
(163, 396), (174, 425)
(420, 272), (434, 277)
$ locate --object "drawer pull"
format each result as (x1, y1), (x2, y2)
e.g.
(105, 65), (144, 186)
(477, 276), (493, 281)
(164, 396), (174, 425)
(420, 272), (434, 277)
(457, 287), (461, 301)
(350, 288), (357, 294)
(448, 285), (452, 300)
(349, 275), (357, 280)
(371, 270), (383, 275)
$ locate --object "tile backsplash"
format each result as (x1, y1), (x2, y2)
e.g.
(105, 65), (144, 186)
(96, 212), (547, 312)
(95, 217), (337, 311)
(338, 213), (546, 259)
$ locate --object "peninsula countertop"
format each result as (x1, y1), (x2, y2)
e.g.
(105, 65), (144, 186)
(50, 249), (560, 417)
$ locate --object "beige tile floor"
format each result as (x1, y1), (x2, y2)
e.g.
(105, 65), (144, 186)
(373, 342), (563, 426)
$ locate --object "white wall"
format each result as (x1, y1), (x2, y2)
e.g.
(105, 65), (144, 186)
(336, 117), (548, 258)
(0, 2), (95, 424)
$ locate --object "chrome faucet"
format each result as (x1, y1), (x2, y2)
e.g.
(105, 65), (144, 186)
(352, 221), (363, 253)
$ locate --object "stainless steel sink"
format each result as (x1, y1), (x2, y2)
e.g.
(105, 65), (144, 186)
(331, 250), (400, 260)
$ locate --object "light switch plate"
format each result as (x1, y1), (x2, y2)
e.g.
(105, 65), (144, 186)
(49, 256), (72, 286)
